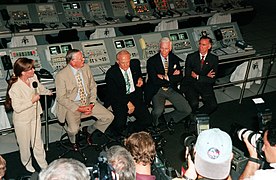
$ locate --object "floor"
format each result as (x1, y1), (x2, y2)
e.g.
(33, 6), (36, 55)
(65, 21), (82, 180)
(1, 0), (276, 177)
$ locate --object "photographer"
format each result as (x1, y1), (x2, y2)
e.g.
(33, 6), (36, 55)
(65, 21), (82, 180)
(239, 124), (276, 179)
(181, 128), (233, 180)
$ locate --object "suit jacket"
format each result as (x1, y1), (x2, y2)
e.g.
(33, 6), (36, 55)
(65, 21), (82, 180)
(105, 59), (143, 108)
(145, 52), (183, 104)
(183, 51), (218, 85)
(55, 64), (97, 123)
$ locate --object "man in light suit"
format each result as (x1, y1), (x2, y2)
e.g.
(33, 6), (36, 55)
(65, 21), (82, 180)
(105, 50), (152, 137)
(55, 49), (114, 150)
(145, 37), (191, 126)
(180, 36), (218, 115)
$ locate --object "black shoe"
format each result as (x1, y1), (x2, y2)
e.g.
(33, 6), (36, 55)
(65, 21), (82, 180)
(71, 143), (79, 151)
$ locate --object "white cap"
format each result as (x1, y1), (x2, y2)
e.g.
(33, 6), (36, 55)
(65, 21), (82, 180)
(194, 128), (232, 179)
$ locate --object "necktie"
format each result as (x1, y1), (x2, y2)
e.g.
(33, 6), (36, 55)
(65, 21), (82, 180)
(76, 72), (86, 105)
(124, 71), (131, 94)
(201, 55), (205, 69)
(164, 57), (168, 76)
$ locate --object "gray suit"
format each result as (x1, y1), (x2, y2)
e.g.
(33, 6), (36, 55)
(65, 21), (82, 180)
(55, 64), (113, 143)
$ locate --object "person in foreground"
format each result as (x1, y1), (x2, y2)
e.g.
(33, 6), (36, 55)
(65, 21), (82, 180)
(39, 158), (90, 180)
(239, 123), (276, 180)
(0, 155), (6, 180)
(183, 128), (233, 180)
(180, 36), (218, 115)
(106, 145), (136, 180)
(105, 50), (152, 137)
(125, 131), (156, 180)
(55, 49), (114, 150)
(145, 37), (191, 126)
(7, 58), (52, 173)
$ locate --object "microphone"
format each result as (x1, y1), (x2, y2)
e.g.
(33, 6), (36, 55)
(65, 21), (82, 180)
(32, 81), (38, 94)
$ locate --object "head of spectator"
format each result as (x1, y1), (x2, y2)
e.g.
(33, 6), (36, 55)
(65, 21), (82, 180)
(262, 124), (276, 163)
(159, 37), (172, 59)
(198, 36), (213, 55)
(116, 50), (131, 71)
(39, 158), (90, 180)
(106, 145), (136, 180)
(194, 128), (232, 179)
(0, 155), (6, 180)
(66, 49), (85, 69)
(125, 131), (156, 166)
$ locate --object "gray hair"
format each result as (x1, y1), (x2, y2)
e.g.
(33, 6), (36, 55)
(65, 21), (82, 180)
(107, 145), (136, 180)
(39, 158), (90, 180)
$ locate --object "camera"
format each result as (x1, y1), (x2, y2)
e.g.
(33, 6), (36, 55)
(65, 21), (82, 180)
(183, 135), (197, 161)
(87, 155), (114, 180)
(237, 128), (264, 158)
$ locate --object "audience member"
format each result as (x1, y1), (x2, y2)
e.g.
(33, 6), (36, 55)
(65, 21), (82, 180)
(145, 37), (191, 126)
(55, 49), (114, 151)
(39, 158), (90, 180)
(106, 145), (136, 180)
(180, 36), (218, 115)
(183, 128), (233, 180)
(7, 58), (52, 173)
(239, 124), (276, 179)
(105, 50), (152, 137)
(0, 155), (6, 180)
(125, 131), (156, 180)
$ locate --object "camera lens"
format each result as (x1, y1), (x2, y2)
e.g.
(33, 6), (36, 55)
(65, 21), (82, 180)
(237, 128), (262, 147)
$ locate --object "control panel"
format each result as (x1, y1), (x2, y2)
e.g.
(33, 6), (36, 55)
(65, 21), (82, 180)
(113, 37), (140, 59)
(110, 0), (129, 17)
(36, 3), (59, 24)
(7, 5), (31, 25)
(219, 25), (238, 46)
(169, 31), (192, 53)
(9, 48), (41, 70)
(192, 26), (217, 48)
(131, 0), (151, 15)
(45, 44), (72, 72)
(170, 0), (189, 11)
(86, 1), (107, 19)
(141, 33), (162, 59)
(62, 2), (85, 23)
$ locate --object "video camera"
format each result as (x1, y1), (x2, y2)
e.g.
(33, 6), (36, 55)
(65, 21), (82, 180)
(87, 154), (114, 180)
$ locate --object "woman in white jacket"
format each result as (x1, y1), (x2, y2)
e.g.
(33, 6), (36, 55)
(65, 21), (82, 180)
(7, 58), (52, 173)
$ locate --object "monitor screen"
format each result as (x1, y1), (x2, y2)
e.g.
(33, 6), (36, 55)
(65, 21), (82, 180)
(61, 44), (72, 54)
(49, 46), (61, 55)
(125, 39), (135, 48)
(114, 40), (125, 49)
(170, 34), (179, 41)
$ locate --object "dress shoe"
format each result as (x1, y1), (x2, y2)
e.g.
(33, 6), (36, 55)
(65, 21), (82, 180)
(71, 143), (79, 151)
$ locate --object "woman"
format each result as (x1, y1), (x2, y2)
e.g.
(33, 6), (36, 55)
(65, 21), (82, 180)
(0, 155), (6, 180)
(7, 58), (52, 173)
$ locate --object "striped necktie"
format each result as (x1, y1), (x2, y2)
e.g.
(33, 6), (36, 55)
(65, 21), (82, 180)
(124, 70), (131, 94)
(76, 72), (86, 105)
(164, 57), (168, 75)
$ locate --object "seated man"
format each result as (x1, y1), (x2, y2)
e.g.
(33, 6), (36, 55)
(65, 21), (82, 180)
(180, 36), (218, 115)
(55, 49), (114, 150)
(105, 50), (152, 137)
(145, 37), (191, 126)
(125, 131), (156, 179)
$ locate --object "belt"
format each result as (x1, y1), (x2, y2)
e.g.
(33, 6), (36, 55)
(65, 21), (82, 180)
(162, 87), (169, 91)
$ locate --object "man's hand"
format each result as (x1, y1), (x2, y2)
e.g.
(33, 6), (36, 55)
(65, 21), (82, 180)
(136, 77), (143, 87)
(173, 69), (181, 75)
(244, 138), (258, 158)
(207, 69), (216, 78)
(191, 71), (198, 79)
(127, 101), (135, 114)
(184, 147), (197, 179)
(78, 105), (93, 115)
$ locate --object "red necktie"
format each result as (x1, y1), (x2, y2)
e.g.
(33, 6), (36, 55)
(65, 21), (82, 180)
(201, 55), (205, 69)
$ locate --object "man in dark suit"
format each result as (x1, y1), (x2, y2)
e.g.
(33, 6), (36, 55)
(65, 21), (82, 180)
(180, 36), (218, 114)
(105, 50), (152, 137)
(145, 37), (191, 126)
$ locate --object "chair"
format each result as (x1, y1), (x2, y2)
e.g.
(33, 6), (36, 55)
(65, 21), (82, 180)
(89, 28), (116, 39)
(46, 29), (79, 44)
(207, 13), (231, 25)
(154, 19), (178, 32)
(7, 35), (37, 48)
